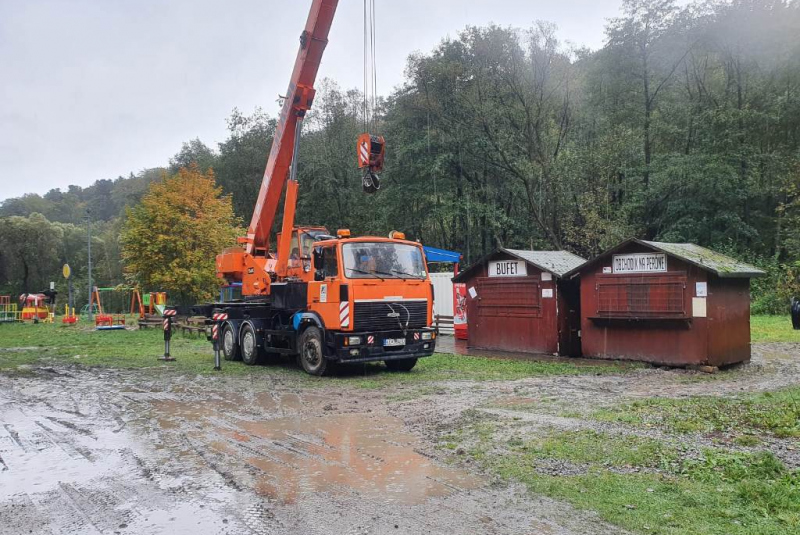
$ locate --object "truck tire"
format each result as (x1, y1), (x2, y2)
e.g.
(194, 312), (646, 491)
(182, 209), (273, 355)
(298, 326), (329, 376)
(385, 358), (417, 372)
(221, 324), (241, 361)
(240, 323), (260, 366)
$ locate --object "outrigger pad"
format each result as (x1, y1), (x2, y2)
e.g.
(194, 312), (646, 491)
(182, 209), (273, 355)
(362, 170), (381, 194)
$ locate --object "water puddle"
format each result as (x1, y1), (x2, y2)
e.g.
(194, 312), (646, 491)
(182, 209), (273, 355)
(239, 413), (481, 504)
(150, 393), (482, 505)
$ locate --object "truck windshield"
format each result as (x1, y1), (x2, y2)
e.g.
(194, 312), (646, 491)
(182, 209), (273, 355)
(343, 242), (427, 279)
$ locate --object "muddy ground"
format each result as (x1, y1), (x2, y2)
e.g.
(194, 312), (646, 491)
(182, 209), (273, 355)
(1, 341), (797, 535)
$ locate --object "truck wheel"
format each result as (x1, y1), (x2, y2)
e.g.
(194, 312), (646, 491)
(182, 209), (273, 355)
(298, 326), (329, 376)
(385, 358), (417, 372)
(221, 324), (241, 361)
(240, 323), (260, 366)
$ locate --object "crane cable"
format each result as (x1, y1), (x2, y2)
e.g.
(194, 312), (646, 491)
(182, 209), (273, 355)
(363, 0), (377, 133)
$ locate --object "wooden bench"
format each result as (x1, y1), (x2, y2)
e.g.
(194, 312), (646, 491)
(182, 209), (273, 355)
(176, 316), (207, 337)
(137, 314), (162, 329)
(434, 314), (454, 334)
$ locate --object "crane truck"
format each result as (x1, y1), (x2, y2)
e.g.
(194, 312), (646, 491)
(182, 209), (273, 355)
(188, 0), (437, 375)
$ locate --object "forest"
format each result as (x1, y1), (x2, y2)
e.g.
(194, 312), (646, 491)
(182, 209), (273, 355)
(1, 0), (798, 311)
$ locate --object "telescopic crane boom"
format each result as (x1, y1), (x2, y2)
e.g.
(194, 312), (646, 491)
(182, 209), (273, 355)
(246, 0), (337, 256)
(217, 0), (338, 295)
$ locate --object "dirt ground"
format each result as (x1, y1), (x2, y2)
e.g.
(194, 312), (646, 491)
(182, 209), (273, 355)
(1, 341), (798, 535)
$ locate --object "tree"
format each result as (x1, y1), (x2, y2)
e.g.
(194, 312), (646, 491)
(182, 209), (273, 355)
(169, 139), (217, 175)
(214, 108), (276, 220)
(120, 166), (239, 303)
(0, 213), (63, 294)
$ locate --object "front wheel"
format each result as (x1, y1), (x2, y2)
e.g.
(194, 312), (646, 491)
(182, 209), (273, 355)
(385, 358), (418, 372)
(221, 324), (240, 361)
(298, 326), (330, 376)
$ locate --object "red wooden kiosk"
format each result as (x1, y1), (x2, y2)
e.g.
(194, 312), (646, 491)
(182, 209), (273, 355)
(565, 239), (765, 367)
(453, 249), (586, 356)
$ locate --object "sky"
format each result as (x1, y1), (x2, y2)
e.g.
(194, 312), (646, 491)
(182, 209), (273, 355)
(0, 0), (628, 200)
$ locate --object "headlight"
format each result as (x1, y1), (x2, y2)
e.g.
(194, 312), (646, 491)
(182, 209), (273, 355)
(421, 332), (433, 340)
(347, 336), (362, 345)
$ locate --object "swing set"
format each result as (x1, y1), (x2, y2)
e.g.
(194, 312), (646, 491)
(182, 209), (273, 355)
(90, 286), (144, 330)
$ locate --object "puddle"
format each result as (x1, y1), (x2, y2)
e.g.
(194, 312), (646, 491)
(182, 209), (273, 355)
(239, 414), (481, 504)
(150, 394), (482, 505)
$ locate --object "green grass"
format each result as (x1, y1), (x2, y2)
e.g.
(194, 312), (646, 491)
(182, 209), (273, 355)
(751, 315), (800, 343)
(0, 321), (636, 384)
(465, 424), (800, 535)
(593, 387), (800, 439)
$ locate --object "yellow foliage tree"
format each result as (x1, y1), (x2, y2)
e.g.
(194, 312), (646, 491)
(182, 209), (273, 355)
(121, 165), (239, 303)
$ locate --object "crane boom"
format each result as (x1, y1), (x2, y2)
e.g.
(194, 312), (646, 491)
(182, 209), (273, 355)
(245, 0), (338, 255)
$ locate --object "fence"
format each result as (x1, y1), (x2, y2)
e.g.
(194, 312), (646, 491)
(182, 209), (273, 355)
(0, 296), (20, 323)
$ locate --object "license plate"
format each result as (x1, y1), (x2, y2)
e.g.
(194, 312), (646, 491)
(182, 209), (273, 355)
(383, 338), (405, 347)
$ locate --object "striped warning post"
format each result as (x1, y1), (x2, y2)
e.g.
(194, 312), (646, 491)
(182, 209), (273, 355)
(359, 141), (369, 164)
(212, 312), (228, 321)
(163, 309), (177, 317)
(163, 318), (170, 331)
(339, 301), (350, 328)
(212, 324), (219, 340)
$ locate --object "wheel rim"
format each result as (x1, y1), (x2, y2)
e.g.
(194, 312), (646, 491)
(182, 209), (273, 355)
(243, 330), (255, 358)
(303, 337), (322, 368)
(223, 328), (234, 354)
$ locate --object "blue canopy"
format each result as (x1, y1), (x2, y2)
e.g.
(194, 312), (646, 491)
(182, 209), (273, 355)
(423, 246), (462, 264)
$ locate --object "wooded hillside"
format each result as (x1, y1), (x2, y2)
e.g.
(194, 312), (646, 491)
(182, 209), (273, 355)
(2, 0), (798, 310)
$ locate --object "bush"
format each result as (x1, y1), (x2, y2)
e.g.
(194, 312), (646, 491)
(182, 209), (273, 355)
(750, 258), (800, 315)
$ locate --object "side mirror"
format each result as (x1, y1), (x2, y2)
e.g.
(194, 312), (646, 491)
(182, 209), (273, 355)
(313, 247), (324, 270)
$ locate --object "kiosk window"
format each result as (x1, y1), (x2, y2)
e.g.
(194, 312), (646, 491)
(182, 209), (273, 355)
(597, 274), (686, 317)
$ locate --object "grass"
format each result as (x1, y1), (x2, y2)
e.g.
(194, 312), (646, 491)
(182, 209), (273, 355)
(463, 422), (800, 535)
(0, 320), (636, 385)
(751, 315), (800, 343)
(593, 387), (800, 439)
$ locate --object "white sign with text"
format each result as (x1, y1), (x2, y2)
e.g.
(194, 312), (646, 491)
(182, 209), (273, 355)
(612, 253), (667, 274)
(488, 260), (527, 277)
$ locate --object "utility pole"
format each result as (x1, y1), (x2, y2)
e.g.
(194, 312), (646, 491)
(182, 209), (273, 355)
(86, 209), (93, 321)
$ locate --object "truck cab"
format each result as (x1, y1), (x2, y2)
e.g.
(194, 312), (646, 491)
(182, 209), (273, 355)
(306, 234), (436, 371)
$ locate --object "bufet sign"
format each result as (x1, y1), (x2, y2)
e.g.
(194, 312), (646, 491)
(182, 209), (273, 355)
(612, 253), (667, 274)
(489, 259), (527, 277)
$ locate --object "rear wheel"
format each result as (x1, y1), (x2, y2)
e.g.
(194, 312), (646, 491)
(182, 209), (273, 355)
(221, 324), (240, 361)
(298, 326), (329, 376)
(240, 323), (260, 366)
(385, 358), (417, 372)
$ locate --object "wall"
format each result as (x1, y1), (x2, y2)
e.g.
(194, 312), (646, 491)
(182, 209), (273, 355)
(707, 276), (751, 366)
(430, 271), (455, 334)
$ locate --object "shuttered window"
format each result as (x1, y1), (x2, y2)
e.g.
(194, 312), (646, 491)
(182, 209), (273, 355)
(596, 273), (687, 318)
(476, 277), (541, 318)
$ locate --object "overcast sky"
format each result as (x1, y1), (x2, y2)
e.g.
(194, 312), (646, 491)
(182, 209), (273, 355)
(0, 0), (629, 200)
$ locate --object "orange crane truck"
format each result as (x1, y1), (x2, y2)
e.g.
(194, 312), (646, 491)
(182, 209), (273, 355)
(188, 0), (436, 375)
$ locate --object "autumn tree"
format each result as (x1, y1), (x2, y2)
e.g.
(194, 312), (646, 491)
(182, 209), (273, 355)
(120, 166), (239, 303)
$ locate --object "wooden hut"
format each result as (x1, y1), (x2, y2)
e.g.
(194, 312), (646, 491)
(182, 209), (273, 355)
(452, 249), (586, 356)
(565, 239), (764, 367)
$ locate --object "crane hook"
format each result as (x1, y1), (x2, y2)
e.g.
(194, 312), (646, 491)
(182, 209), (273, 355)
(357, 133), (385, 195)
